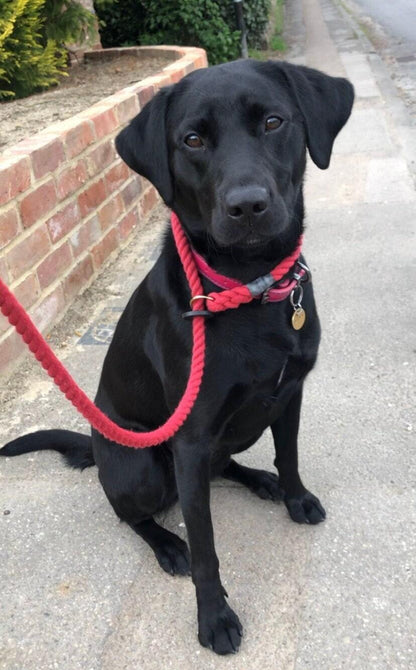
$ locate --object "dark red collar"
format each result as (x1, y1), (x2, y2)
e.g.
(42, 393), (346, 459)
(191, 248), (307, 304)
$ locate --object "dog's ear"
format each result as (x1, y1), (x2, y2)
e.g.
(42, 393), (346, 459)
(115, 87), (173, 205)
(278, 63), (354, 169)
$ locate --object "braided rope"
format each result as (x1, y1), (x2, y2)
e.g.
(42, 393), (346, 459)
(205, 235), (303, 312)
(0, 213), (304, 446)
(0, 212), (206, 448)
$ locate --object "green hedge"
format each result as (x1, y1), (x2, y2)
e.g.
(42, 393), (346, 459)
(94, 0), (271, 64)
(140, 0), (240, 65)
(0, 0), (95, 100)
(220, 0), (271, 50)
(92, 0), (145, 48)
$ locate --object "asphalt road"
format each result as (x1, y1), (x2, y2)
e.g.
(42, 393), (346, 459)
(353, 0), (416, 52)
(342, 0), (416, 122)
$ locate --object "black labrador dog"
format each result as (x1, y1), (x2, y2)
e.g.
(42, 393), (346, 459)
(1, 59), (353, 655)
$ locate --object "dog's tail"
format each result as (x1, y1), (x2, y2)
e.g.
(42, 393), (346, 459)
(0, 430), (94, 470)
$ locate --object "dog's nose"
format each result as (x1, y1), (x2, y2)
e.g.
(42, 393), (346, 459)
(226, 186), (269, 221)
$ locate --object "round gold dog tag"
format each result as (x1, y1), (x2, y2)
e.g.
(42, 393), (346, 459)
(292, 307), (306, 330)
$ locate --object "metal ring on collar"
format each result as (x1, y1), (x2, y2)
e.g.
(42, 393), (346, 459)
(297, 261), (312, 283)
(290, 284), (304, 309)
(189, 295), (215, 307)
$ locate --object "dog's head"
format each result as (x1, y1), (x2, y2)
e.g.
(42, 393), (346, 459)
(116, 60), (353, 253)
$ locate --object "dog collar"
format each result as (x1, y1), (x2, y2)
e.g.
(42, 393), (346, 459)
(191, 248), (308, 304)
(172, 212), (310, 327)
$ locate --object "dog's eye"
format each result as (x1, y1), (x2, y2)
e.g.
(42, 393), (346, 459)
(265, 116), (283, 132)
(184, 133), (204, 148)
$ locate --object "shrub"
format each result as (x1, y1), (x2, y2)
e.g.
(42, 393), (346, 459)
(43, 0), (96, 46)
(94, 0), (271, 63)
(139, 0), (240, 65)
(93, 0), (145, 48)
(0, 0), (95, 100)
(0, 0), (66, 99)
(220, 0), (271, 50)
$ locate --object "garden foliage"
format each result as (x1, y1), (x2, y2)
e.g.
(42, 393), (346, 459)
(139, 0), (240, 65)
(92, 0), (145, 48)
(220, 0), (271, 50)
(0, 0), (95, 100)
(94, 0), (271, 64)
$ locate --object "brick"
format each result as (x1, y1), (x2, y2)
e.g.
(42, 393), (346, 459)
(151, 74), (172, 91)
(64, 120), (96, 159)
(31, 138), (66, 179)
(0, 331), (26, 375)
(0, 314), (10, 336)
(139, 186), (159, 220)
(20, 180), (57, 228)
(167, 66), (186, 84)
(91, 228), (119, 269)
(98, 194), (124, 231)
(118, 208), (139, 241)
(120, 178), (141, 210)
(87, 108), (119, 140)
(56, 159), (88, 200)
(117, 95), (140, 124)
(194, 54), (208, 69)
(7, 227), (51, 281)
(63, 254), (94, 302)
(37, 242), (72, 290)
(0, 257), (9, 283)
(78, 178), (107, 218)
(183, 60), (196, 75)
(105, 161), (129, 194)
(138, 85), (155, 108)
(0, 206), (19, 249)
(70, 216), (101, 256)
(0, 155), (31, 206)
(31, 284), (65, 333)
(140, 176), (152, 192)
(47, 200), (80, 244)
(13, 272), (40, 310)
(86, 140), (117, 177)
(0, 263), (23, 333)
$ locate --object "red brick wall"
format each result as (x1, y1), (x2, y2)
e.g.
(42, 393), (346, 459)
(0, 46), (207, 377)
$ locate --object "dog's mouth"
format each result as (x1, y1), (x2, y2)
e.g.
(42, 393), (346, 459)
(240, 232), (269, 248)
(208, 230), (278, 257)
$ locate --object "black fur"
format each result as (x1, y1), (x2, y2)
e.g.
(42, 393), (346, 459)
(1, 59), (353, 655)
(1, 429), (94, 469)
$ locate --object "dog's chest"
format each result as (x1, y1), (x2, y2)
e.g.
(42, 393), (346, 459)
(203, 315), (308, 448)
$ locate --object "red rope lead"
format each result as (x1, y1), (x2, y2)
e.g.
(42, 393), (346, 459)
(0, 212), (303, 448)
(0, 212), (206, 448)
(205, 235), (303, 312)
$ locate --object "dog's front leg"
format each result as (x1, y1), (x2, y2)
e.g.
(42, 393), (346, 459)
(271, 385), (326, 525)
(173, 436), (243, 655)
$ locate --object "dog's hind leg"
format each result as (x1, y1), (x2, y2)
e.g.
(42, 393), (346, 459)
(93, 433), (190, 576)
(222, 459), (284, 501)
(129, 518), (191, 576)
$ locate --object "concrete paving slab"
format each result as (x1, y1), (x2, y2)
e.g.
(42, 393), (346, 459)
(0, 475), (144, 670)
(100, 486), (313, 670)
(295, 485), (416, 670)
(304, 154), (368, 205)
(365, 158), (416, 202)
(340, 52), (381, 98)
(332, 108), (395, 156)
(303, 0), (346, 76)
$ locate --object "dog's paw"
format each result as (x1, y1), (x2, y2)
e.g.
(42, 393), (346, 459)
(198, 603), (243, 655)
(248, 470), (284, 501)
(154, 536), (191, 576)
(284, 490), (326, 525)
